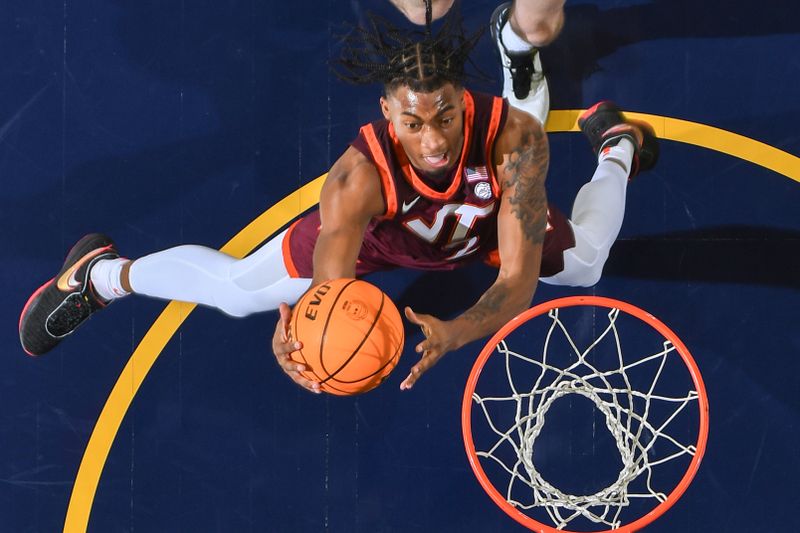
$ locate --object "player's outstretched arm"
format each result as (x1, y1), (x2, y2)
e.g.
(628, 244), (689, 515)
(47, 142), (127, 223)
(311, 146), (386, 285)
(401, 109), (548, 390)
(271, 147), (385, 392)
(460, 109), (548, 339)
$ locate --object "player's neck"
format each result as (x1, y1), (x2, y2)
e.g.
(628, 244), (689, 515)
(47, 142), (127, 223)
(410, 163), (459, 193)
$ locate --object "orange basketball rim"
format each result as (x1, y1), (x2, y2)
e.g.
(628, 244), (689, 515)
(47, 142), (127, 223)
(461, 296), (710, 533)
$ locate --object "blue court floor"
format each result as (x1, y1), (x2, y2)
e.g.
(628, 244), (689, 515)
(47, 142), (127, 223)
(1, 1), (798, 532)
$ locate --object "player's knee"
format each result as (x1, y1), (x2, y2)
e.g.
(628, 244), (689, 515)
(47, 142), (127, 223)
(219, 306), (254, 318)
(576, 264), (603, 287)
(218, 276), (310, 317)
(211, 292), (255, 318)
(543, 244), (607, 287)
(523, 25), (560, 47)
(514, 4), (565, 47)
(558, 262), (603, 287)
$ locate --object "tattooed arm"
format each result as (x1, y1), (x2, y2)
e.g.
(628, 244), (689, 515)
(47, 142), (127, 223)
(400, 108), (548, 390)
(465, 108), (548, 323)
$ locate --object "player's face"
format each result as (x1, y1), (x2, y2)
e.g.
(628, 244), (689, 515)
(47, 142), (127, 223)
(380, 83), (465, 176)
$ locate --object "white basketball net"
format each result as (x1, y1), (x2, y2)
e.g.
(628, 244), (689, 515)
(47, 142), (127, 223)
(471, 307), (700, 531)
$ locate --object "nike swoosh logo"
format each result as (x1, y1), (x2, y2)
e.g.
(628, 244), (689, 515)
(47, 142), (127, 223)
(55, 246), (111, 292)
(401, 196), (421, 214)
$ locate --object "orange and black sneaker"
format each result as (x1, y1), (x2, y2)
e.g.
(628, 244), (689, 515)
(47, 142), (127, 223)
(19, 233), (118, 356)
(578, 101), (660, 179)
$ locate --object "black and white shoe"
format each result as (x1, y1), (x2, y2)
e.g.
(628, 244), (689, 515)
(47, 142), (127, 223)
(578, 101), (660, 179)
(490, 2), (549, 125)
(19, 234), (118, 356)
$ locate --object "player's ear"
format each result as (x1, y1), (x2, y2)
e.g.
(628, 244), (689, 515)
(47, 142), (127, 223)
(457, 86), (466, 111)
(380, 96), (391, 120)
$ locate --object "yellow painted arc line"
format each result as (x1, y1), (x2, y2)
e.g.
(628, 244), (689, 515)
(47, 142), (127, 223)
(63, 177), (325, 532)
(63, 110), (799, 532)
(548, 110), (800, 183)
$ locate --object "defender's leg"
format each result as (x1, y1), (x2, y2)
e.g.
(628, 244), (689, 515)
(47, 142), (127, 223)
(541, 102), (659, 287)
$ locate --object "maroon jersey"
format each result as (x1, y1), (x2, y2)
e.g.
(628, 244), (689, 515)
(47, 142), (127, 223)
(284, 90), (574, 278)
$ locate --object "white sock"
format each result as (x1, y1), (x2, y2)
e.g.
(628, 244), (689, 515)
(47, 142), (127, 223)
(598, 137), (636, 175)
(90, 257), (131, 301)
(501, 17), (534, 53)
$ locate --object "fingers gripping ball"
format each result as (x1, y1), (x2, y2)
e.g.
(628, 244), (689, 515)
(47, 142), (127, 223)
(290, 279), (404, 395)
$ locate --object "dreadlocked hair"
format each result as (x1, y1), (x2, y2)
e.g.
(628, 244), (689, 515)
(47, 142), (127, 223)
(333, 0), (485, 95)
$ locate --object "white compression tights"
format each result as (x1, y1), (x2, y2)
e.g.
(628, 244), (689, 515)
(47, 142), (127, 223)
(128, 229), (311, 317)
(125, 141), (633, 316)
(540, 139), (634, 287)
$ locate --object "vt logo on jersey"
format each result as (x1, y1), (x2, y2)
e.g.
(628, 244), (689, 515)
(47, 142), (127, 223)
(404, 202), (496, 261)
(400, 166), (498, 261)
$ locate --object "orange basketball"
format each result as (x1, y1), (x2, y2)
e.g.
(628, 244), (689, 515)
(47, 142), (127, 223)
(289, 278), (404, 396)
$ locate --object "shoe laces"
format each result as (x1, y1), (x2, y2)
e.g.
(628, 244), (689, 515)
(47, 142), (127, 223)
(507, 52), (537, 99)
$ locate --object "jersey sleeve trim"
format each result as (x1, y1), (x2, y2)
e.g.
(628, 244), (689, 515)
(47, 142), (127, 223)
(359, 124), (398, 219)
(485, 95), (507, 198)
(282, 219), (302, 278)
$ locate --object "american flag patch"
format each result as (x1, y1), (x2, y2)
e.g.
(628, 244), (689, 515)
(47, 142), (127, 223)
(464, 166), (489, 182)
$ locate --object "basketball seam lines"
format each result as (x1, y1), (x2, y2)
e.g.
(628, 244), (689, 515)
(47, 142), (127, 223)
(318, 279), (362, 382)
(324, 292), (386, 382)
(321, 285), (385, 384)
(329, 314), (403, 384)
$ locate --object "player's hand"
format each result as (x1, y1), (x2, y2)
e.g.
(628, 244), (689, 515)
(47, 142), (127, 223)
(400, 306), (462, 390)
(272, 302), (321, 394)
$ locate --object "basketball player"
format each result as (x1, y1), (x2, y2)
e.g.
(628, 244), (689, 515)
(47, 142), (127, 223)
(390, 0), (566, 125)
(18, 5), (657, 394)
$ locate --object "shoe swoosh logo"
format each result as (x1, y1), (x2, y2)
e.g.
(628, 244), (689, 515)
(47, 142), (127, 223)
(55, 247), (109, 292)
(401, 196), (421, 214)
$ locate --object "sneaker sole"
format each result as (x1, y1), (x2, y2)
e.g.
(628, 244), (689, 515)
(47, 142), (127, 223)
(19, 234), (117, 356)
(19, 277), (54, 356)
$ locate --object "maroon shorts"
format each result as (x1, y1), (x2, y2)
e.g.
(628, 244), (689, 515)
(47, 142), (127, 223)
(283, 206), (575, 279)
(482, 205), (575, 277)
(282, 211), (408, 279)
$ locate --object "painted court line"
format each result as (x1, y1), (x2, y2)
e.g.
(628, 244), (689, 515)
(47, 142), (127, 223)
(63, 110), (799, 532)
